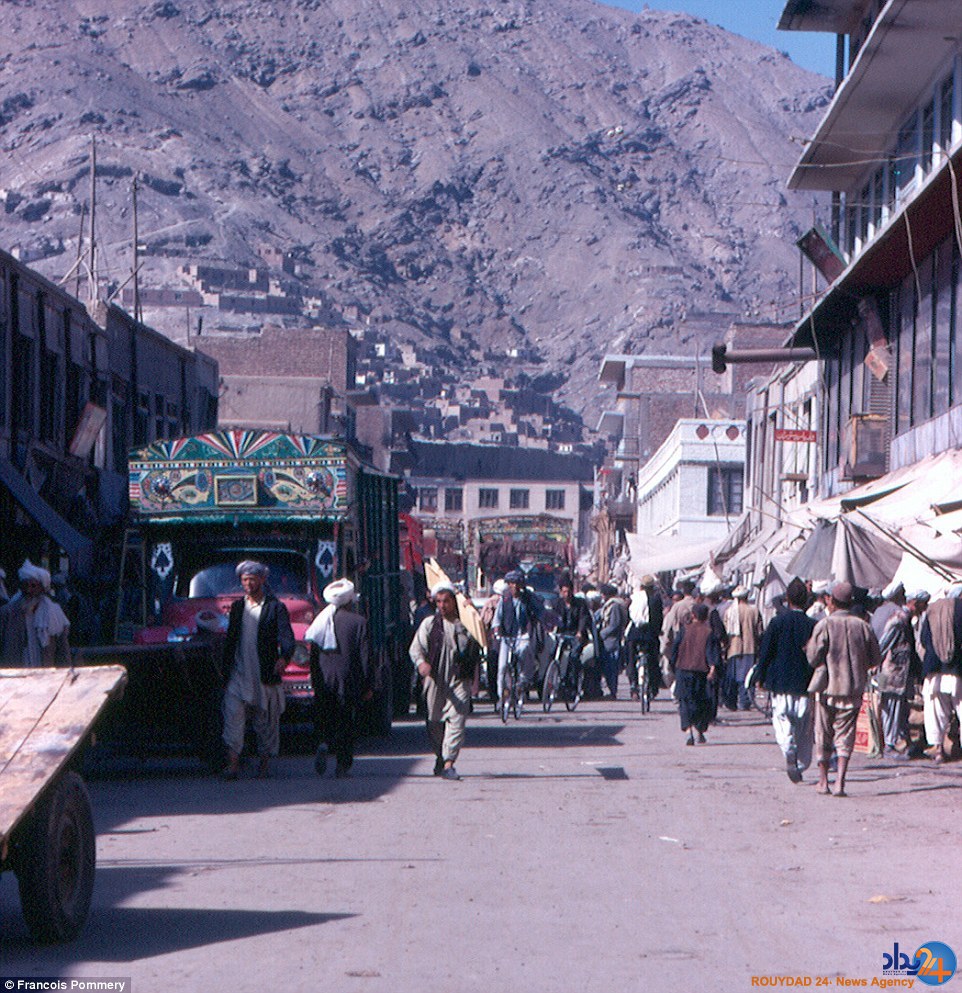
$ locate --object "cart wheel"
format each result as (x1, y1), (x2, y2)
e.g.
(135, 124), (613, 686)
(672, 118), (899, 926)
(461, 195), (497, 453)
(14, 771), (96, 943)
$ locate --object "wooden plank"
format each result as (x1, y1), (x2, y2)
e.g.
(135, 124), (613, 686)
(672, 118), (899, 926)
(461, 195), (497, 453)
(0, 666), (127, 845)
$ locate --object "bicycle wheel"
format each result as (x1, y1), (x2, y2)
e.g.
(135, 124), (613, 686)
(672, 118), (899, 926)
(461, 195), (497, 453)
(565, 665), (584, 711)
(542, 660), (560, 712)
(512, 659), (523, 719)
(501, 653), (513, 723)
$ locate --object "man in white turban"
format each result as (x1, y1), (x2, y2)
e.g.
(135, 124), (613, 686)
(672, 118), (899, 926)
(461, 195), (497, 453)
(0, 560), (71, 667)
(305, 578), (371, 777)
(409, 582), (482, 780)
(221, 560), (295, 779)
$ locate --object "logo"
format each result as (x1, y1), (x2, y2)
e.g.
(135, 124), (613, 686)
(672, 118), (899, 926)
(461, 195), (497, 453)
(883, 941), (956, 986)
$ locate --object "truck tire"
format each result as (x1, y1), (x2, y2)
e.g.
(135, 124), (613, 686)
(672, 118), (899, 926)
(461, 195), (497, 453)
(14, 771), (96, 943)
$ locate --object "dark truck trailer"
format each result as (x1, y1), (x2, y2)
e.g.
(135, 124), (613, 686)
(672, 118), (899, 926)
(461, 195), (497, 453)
(110, 430), (405, 761)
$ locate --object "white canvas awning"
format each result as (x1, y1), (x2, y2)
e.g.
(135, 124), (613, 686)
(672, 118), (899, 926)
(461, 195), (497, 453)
(625, 531), (720, 577)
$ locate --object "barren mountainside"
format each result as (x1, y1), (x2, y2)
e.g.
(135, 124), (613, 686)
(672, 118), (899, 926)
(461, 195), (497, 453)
(0, 0), (831, 414)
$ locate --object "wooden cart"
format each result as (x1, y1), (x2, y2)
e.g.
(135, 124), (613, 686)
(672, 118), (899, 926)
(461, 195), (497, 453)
(0, 665), (127, 943)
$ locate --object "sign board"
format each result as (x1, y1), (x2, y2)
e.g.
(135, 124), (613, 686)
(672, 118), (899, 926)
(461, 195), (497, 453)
(775, 428), (817, 444)
(68, 402), (107, 458)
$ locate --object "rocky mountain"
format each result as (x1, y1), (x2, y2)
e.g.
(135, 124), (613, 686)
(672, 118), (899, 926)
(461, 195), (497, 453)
(0, 0), (831, 416)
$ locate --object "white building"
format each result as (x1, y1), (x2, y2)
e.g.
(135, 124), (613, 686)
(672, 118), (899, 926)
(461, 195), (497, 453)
(635, 419), (747, 543)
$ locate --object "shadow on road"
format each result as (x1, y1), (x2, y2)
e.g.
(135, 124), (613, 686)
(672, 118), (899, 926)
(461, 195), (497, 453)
(2, 898), (351, 964)
(454, 719), (626, 749)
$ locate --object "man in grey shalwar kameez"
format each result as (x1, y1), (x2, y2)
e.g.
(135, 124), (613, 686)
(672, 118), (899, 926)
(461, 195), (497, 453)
(410, 582), (482, 781)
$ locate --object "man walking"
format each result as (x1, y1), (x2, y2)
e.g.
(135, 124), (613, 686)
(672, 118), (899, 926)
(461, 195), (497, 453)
(755, 578), (816, 782)
(806, 580), (881, 796)
(598, 584), (627, 699)
(722, 586), (762, 711)
(918, 584), (962, 763)
(669, 602), (720, 745)
(0, 560), (71, 667)
(876, 589), (928, 757)
(410, 582), (482, 781)
(221, 560), (295, 780)
(305, 578), (372, 778)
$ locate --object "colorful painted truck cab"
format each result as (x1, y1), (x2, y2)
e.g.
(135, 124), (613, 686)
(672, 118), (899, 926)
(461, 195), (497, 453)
(122, 430), (404, 730)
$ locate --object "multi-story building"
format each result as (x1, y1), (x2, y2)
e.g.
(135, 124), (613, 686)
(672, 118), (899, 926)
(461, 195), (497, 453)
(635, 418), (748, 543)
(596, 323), (786, 533)
(780, 0), (962, 494)
(391, 440), (595, 589)
(0, 248), (218, 588)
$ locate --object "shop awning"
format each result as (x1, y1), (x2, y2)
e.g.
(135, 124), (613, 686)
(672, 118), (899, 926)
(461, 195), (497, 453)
(625, 531), (721, 577)
(0, 458), (93, 575)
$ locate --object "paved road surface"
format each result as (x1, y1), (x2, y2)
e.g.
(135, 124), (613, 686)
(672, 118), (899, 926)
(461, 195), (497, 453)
(2, 694), (960, 992)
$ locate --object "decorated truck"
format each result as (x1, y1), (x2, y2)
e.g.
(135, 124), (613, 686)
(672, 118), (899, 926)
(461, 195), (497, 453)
(116, 430), (406, 745)
(471, 514), (574, 596)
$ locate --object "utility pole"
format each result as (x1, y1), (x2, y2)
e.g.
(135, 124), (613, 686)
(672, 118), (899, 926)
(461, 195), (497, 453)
(132, 174), (141, 322)
(74, 202), (86, 299)
(88, 136), (97, 304)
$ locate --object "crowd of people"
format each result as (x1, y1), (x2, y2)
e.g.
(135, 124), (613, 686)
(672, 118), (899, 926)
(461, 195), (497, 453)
(4, 551), (960, 795)
(468, 569), (962, 796)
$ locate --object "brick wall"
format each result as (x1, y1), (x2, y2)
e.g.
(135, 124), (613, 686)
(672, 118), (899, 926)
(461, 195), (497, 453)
(196, 325), (353, 391)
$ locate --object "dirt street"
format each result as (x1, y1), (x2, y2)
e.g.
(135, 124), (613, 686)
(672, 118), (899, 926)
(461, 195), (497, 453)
(2, 696), (960, 992)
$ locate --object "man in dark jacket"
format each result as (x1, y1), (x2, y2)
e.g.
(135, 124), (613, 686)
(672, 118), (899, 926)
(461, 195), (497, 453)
(306, 577), (372, 778)
(756, 577), (816, 783)
(222, 560), (296, 779)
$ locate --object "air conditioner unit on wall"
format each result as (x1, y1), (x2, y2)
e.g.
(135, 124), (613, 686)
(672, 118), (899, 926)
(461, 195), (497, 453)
(841, 414), (888, 480)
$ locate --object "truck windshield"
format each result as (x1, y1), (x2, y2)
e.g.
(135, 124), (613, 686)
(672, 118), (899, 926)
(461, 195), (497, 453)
(178, 551), (310, 599)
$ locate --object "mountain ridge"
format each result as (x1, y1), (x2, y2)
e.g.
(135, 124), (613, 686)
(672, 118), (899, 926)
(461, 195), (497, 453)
(0, 0), (831, 417)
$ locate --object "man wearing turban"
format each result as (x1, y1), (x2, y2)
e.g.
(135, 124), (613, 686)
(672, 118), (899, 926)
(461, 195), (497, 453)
(221, 560), (295, 779)
(0, 560), (71, 667)
(409, 582), (482, 780)
(305, 578), (371, 778)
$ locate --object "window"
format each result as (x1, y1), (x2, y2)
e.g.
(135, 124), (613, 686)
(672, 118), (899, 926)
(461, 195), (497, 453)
(913, 255), (934, 425)
(921, 97), (935, 174)
(478, 488), (499, 509)
(134, 391), (150, 447)
(444, 487), (463, 512)
(894, 111), (919, 202)
(939, 73), (954, 160)
(509, 488), (529, 510)
(707, 467), (743, 517)
(545, 489), (565, 511)
(419, 487), (438, 512)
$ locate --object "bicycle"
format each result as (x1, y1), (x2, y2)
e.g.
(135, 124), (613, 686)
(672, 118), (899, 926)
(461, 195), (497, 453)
(542, 634), (584, 712)
(627, 641), (657, 713)
(500, 638), (525, 722)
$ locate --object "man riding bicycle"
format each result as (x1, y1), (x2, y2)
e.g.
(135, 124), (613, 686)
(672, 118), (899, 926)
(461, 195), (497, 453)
(554, 575), (590, 666)
(626, 574), (664, 703)
(493, 570), (541, 704)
